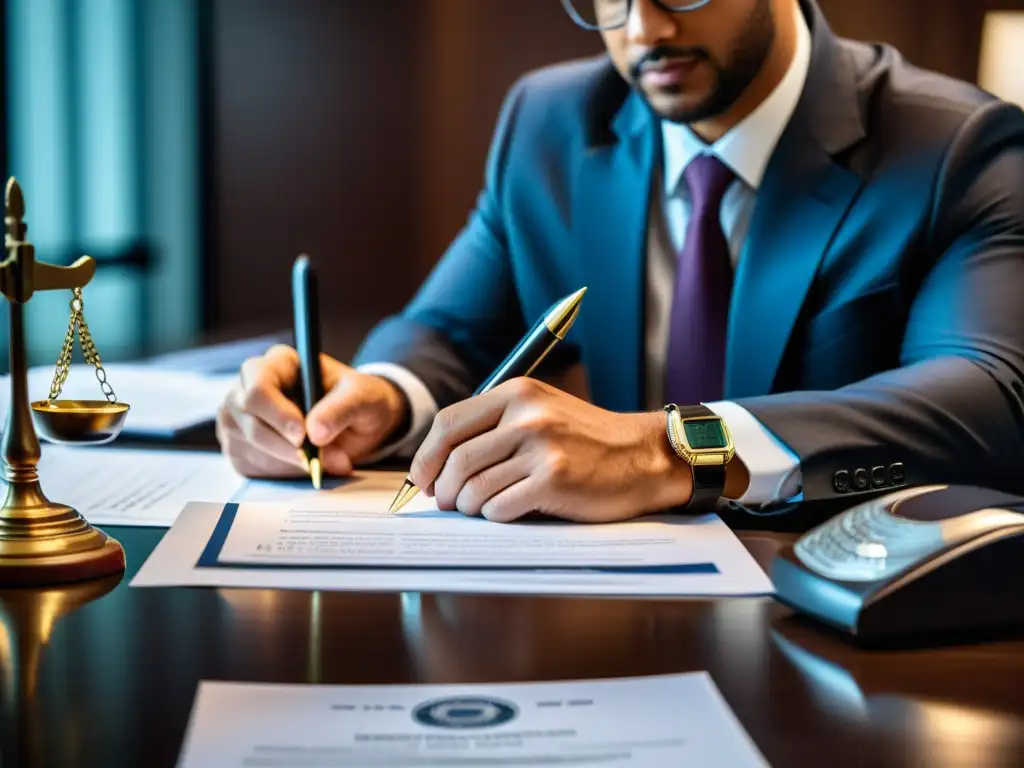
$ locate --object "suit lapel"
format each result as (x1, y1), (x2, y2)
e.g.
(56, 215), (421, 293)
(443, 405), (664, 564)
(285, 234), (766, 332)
(575, 91), (656, 412)
(725, 130), (863, 398)
(725, 0), (867, 399)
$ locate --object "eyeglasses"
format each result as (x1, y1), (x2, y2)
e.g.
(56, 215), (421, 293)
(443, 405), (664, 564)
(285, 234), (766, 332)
(560, 0), (715, 31)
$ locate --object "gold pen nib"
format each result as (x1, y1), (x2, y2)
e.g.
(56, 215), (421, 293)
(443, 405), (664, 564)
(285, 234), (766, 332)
(545, 286), (587, 339)
(388, 479), (419, 514)
(309, 457), (323, 491)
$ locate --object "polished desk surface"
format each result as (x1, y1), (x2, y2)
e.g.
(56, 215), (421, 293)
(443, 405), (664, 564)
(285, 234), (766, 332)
(2, 527), (1023, 768)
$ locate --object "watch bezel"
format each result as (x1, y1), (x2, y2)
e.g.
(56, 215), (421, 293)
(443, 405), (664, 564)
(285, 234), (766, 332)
(665, 406), (735, 466)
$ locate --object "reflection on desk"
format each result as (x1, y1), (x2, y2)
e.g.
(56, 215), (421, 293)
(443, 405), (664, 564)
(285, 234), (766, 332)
(0, 509), (1021, 767)
(0, 573), (124, 767)
(770, 616), (1024, 766)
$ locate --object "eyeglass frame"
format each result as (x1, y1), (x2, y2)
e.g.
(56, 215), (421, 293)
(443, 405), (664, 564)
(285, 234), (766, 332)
(560, 0), (716, 31)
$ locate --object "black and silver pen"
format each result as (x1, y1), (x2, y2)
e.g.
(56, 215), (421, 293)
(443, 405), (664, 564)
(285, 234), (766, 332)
(292, 254), (324, 490)
(387, 286), (587, 514)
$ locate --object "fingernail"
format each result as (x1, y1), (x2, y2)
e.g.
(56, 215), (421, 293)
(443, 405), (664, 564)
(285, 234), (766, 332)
(307, 422), (328, 444)
(287, 423), (305, 445)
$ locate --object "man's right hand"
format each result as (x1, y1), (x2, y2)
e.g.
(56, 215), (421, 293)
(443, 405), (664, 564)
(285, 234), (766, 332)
(216, 344), (409, 478)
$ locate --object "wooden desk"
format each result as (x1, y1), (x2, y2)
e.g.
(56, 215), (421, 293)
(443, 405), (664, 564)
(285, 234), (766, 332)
(2, 528), (1022, 767)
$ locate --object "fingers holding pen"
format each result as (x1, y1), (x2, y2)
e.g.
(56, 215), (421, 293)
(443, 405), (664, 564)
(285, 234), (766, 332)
(409, 384), (516, 494)
(431, 427), (525, 512)
(216, 394), (306, 477)
(238, 347), (307, 447)
(409, 378), (563, 511)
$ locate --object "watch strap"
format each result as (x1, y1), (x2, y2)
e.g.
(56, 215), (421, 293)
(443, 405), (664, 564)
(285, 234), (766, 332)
(689, 464), (727, 512)
(664, 404), (728, 513)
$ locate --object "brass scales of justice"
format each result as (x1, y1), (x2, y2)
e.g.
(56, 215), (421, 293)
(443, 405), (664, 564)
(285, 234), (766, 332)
(0, 177), (129, 586)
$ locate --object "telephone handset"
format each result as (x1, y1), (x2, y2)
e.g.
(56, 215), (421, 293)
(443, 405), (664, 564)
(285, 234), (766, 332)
(771, 485), (1024, 640)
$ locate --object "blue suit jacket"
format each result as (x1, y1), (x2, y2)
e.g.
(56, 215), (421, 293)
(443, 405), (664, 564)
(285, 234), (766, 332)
(355, 0), (1024, 516)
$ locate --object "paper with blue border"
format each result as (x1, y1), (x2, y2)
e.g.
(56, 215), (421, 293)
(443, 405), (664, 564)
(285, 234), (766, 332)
(197, 502), (720, 575)
(131, 500), (775, 597)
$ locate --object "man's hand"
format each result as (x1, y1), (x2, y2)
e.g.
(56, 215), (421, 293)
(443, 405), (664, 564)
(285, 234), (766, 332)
(408, 378), (694, 523)
(216, 344), (409, 478)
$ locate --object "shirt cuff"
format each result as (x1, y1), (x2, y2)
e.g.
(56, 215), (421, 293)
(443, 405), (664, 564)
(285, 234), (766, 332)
(356, 363), (439, 461)
(705, 400), (803, 506)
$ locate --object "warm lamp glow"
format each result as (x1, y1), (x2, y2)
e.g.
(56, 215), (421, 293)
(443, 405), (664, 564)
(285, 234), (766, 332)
(978, 12), (1024, 106)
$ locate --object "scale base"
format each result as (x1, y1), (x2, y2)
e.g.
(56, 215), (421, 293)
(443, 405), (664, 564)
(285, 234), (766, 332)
(0, 536), (125, 587)
(0, 484), (125, 587)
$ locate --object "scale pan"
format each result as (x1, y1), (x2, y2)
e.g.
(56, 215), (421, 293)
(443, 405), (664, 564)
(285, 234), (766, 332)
(30, 400), (130, 445)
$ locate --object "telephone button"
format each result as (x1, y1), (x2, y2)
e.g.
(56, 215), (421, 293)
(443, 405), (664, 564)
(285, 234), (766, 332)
(890, 463), (906, 485)
(853, 469), (870, 491)
(833, 470), (850, 494)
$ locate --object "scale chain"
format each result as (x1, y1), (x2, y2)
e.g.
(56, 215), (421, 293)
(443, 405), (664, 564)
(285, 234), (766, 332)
(47, 287), (118, 404)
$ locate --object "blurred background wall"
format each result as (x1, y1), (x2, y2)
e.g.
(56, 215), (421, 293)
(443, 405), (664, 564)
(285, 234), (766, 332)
(3, 0), (1024, 370)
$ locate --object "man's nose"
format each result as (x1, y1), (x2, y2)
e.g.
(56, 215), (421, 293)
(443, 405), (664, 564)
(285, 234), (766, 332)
(624, 0), (678, 47)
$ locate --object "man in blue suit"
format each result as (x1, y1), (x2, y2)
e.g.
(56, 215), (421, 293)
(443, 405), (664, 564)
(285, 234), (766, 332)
(217, 0), (1024, 525)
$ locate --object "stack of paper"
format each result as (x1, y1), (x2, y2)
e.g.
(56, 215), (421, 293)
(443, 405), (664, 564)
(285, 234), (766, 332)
(13, 444), (431, 528)
(30, 444), (246, 527)
(131, 494), (776, 597)
(0, 363), (235, 438)
(143, 333), (285, 375)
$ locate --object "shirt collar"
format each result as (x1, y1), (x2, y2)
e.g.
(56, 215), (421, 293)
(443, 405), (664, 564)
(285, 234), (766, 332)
(662, 7), (812, 194)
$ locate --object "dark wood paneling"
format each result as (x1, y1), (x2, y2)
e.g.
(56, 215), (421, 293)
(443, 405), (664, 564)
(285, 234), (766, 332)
(209, 0), (427, 336)
(207, 0), (598, 344)
(207, 0), (1024, 348)
(818, 0), (992, 84)
(414, 1), (599, 271)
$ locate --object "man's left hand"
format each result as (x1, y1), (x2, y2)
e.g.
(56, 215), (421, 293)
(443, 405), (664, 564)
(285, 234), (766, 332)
(408, 378), (694, 523)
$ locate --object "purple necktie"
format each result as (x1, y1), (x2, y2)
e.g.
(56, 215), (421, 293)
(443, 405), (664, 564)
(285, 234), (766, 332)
(664, 154), (735, 405)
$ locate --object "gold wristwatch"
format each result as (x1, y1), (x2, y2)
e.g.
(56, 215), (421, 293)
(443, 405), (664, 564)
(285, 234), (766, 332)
(663, 404), (735, 512)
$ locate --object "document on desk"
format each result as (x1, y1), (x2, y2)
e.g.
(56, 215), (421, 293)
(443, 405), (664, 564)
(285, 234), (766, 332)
(214, 503), (725, 572)
(0, 363), (236, 437)
(132, 499), (776, 597)
(176, 672), (769, 768)
(20, 443), (434, 529)
(28, 444), (245, 527)
(237, 471), (440, 512)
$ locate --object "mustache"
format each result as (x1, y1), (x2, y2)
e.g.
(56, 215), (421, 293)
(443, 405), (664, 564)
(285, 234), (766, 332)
(628, 46), (710, 81)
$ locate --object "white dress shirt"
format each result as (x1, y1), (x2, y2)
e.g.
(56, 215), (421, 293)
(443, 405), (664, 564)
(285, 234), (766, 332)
(360, 10), (812, 508)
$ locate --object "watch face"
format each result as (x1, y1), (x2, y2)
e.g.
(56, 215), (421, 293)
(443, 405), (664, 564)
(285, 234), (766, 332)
(683, 418), (728, 450)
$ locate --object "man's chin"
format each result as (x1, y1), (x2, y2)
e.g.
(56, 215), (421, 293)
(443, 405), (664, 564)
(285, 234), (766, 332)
(641, 89), (723, 125)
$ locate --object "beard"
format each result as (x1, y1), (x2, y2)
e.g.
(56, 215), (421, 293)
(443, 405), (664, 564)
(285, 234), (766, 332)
(629, 0), (777, 124)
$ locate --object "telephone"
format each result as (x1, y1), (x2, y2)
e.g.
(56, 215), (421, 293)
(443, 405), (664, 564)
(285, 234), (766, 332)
(770, 484), (1024, 640)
